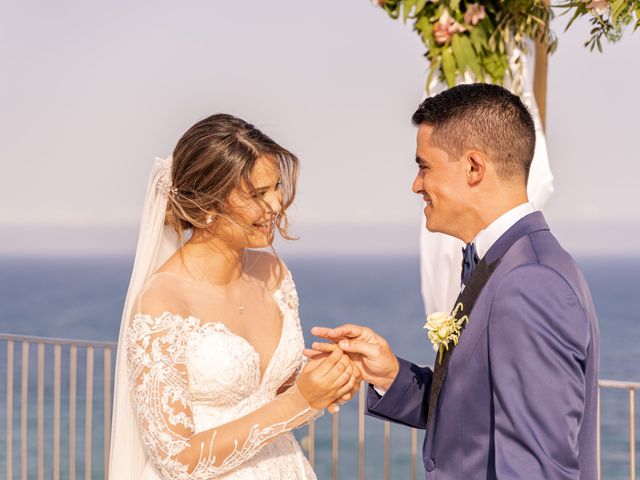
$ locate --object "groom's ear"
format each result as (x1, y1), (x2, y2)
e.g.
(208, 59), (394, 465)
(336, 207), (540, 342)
(465, 150), (486, 187)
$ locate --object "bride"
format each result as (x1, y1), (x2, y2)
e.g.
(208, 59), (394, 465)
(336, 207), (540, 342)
(108, 114), (359, 479)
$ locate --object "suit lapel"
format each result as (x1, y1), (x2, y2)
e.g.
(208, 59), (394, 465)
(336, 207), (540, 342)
(425, 211), (550, 429)
(426, 258), (499, 428)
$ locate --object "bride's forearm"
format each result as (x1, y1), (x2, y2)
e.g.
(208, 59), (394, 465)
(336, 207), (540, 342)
(174, 384), (317, 476)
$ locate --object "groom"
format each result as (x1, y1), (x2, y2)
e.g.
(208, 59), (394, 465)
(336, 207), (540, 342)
(309, 84), (599, 479)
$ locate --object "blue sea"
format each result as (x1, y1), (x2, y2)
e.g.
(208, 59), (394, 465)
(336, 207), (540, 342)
(0, 255), (638, 479)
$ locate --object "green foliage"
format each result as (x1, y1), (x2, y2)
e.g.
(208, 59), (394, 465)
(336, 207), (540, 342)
(374, 0), (638, 91)
(558, 0), (640, 52)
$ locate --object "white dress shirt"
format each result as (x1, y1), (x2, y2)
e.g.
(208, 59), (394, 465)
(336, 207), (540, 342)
(474, 202), (535, 260)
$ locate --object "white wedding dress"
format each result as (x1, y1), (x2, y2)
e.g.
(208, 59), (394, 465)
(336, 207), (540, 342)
(126, 257), (318, 480)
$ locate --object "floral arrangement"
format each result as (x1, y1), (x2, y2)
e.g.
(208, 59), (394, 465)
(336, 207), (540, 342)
(372, 0), (639, 90)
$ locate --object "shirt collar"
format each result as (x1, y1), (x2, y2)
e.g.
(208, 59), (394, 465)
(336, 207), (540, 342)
(474, 202), (536, 259)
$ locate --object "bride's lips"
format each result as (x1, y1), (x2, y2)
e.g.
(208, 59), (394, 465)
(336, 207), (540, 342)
(252, 219), (275, 234)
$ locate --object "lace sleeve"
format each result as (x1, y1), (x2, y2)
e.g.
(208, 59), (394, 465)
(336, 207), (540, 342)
(127, 313), (317, 479)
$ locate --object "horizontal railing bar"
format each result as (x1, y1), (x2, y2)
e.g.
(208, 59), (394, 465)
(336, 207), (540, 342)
(3, 334), (638, 393)
(598, 380), (640, 389)
(0, 333), (116, 348)
(1, 333), (637, 387)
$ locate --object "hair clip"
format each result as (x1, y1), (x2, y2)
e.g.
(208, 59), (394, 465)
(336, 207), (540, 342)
(157, 169), (178, 197)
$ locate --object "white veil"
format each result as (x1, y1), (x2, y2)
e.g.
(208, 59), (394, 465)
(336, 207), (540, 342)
(108, 155), (182, 480)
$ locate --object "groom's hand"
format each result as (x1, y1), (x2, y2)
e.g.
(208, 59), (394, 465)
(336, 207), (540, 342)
(307, 324), (400, 391)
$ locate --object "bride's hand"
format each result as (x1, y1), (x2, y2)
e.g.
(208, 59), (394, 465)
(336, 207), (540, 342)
(296, 343), (359, 411)
(304, 346), (362, 414)
(303, 348), (362, 413)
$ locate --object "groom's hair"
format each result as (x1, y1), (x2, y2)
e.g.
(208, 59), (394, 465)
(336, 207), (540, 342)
(412, 83), (536, 183)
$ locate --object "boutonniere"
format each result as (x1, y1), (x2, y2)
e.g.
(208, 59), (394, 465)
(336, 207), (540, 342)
(423, 303), (469, 364)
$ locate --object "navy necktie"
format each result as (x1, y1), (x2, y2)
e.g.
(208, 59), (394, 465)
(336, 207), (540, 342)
(461, 242), (479, 287)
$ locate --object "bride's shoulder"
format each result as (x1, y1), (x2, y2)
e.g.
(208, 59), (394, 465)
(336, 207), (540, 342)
(245, 250), (292, 290)
(132, 271), (191, 320)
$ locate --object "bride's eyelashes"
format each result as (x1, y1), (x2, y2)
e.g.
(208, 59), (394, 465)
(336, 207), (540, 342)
(251, 180), (283, 199)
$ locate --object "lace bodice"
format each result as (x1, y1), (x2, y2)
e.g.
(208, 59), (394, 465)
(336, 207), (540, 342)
(127, 267), (318, 479)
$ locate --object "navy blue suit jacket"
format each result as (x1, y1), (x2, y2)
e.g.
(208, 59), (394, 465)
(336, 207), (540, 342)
(367, 212), (599, 479)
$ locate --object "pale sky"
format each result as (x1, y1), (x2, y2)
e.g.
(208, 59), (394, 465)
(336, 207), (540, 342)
(1, 0), (638, 256)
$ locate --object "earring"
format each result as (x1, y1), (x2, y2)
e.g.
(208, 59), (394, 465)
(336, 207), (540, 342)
(206, 214), (213, 225)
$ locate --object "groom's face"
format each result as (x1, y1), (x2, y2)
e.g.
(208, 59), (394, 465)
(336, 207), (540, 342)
(412, 125), (470, 238)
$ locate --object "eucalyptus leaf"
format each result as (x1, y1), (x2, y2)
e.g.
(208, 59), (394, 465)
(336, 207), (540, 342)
(451, 35), (467, 75)
(419, 20), (434, 44)
(611, 0), (627, 26)
(442, 48), (457, 86)
(469, 23), (489, 50)
(426, 58), (442, 94)
(459, 34), (483, 79)
(415, 15), (430, 33)
(564, 7), (582, 31)
(415, 0), (428, 15)
(484, 53), (506, 84)
(403, 0), (417, 22)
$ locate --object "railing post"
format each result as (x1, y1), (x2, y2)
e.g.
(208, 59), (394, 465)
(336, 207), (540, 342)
(308, 419), (315, 469)
(597, 386), (601, 480)
(104, 347), (112, 480)
(6, 340), (14, 480)
(37, 343), (45, 480)
(384, 421), (391, 480)
(69, 345), (77, 480)
(21, 341), (29, 480)
(411, 428), (418, 480)
(332, 411), (340, 480)
(85, 346), (94, 480)
(54, 344), (61, 480)
(358, 383), (365, 480)
(630, 387), (636, 480)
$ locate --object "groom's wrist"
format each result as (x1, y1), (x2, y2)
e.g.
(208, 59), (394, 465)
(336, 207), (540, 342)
(379, 356), (400, 391)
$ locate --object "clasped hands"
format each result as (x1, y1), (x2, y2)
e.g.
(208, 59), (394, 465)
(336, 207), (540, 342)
(297, 324), (400, 414)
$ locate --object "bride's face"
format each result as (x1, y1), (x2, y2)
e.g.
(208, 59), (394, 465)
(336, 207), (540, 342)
(214, 156), (283, 249)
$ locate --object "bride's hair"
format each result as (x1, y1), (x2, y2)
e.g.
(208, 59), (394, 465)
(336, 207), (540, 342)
(165, 114), (299, 244)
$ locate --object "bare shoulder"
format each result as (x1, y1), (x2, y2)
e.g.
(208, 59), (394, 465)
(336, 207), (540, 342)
(133, 271), (190, 318)
(244, 249), (290, 290)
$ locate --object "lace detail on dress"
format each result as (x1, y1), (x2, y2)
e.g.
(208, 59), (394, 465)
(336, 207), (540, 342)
(273, 271), (299, 312)
(126, 271), (318, 479)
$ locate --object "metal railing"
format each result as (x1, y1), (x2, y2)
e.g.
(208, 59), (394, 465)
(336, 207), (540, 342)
(1, 333), (638, 480)
(1, 333), (115, 480)
(598, 379), (638, 480)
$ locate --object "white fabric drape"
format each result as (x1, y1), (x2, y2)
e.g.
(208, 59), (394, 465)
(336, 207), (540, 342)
(419, 51), (554, 315)
(108, 156), (182, 480)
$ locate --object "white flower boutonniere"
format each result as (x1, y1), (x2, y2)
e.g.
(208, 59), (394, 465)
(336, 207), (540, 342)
(423, 303), (469, 364)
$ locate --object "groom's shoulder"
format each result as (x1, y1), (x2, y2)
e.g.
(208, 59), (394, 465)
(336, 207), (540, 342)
(498, 228), (590, 305)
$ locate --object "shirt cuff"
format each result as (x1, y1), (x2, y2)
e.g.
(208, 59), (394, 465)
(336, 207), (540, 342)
(373, 385), (387, 396)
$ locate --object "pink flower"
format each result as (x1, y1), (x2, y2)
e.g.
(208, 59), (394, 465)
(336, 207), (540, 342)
(585, 0), (609, 14)
(370, 0), (386, 6)
(464, 3), (487, 26)
(433, 9), (466, 45)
